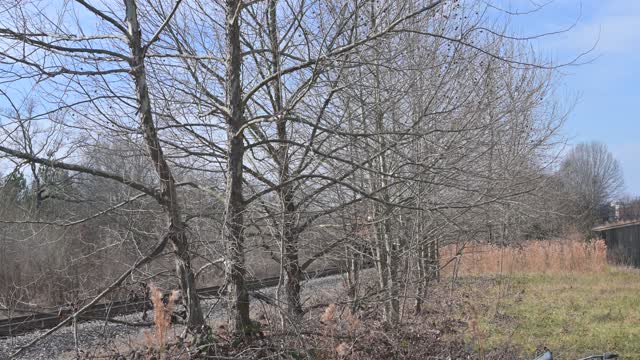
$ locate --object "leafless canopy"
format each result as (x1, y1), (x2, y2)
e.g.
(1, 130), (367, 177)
(0, 0), (587, 355)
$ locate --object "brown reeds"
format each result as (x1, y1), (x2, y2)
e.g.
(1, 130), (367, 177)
(144, 285), (179, 356)
(440, 237), (607, 276)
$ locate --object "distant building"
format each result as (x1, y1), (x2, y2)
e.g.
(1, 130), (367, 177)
(598, 202), (618, 223)
(593, 221), (640, 267)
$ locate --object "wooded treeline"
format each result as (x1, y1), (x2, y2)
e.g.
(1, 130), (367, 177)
(0, 0), (614, 341)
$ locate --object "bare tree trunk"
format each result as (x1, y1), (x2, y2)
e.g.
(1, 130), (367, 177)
(369, 1), (399, 322)
(123, 0), (203, 329)
(371, 207), (399, 324)
(267, 0), (303, 319)
(170, 226), (204, 328)
(371, 206), (389, 317)
(416, 238), (439, 314)
(346, 245), (360, 312)
(383, 217), (400, 324)
(415, 243), (425, 314)
(373, 82), (399, 325)
(224, 0), (250, 333)
(431, 238), (440, 283)
(282, 231), (303, 317)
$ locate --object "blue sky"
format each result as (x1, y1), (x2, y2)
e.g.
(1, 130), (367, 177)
(500, 0), (640, 195)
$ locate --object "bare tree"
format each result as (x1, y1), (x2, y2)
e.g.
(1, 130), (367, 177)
(0, 1), (580, 355)
(153, 0), (447, 330)
(559, 141), (624, 233)
(0, 0), (206, 330)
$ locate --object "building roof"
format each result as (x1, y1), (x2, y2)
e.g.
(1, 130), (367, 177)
(592, 220), (640, 232)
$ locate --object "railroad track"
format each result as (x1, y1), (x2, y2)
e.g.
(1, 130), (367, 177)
(0, 266), (346, 338)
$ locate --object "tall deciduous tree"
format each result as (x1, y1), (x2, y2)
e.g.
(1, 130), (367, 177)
(0, 0), (206, 330)
(559, 142), (624, 233)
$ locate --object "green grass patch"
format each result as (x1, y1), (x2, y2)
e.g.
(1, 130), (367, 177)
(462, 268), (640, 359)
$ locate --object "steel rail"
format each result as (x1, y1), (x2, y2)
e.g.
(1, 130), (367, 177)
(0, 266), (346, 337)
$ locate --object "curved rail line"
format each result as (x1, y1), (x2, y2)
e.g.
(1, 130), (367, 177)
(0, 266), (346, 338)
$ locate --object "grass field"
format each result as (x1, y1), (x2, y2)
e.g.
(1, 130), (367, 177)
(461, 268), (640, 359)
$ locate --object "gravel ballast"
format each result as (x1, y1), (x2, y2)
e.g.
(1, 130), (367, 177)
(0, 272), (347, 360)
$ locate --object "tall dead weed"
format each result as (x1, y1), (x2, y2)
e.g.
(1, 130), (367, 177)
(441, 237), (607, 275)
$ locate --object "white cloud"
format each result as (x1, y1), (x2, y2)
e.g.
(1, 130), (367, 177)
(543, 0), (640, 55)
(566, 14), (640, 53)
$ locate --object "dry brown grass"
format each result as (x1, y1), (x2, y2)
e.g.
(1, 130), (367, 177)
(143, 284), (179, 356)
(320, 303), (337, 324)
(440, 236), (607, 276)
